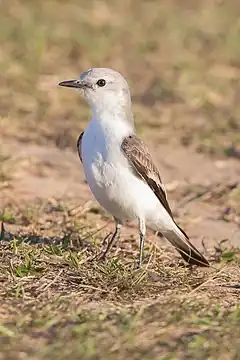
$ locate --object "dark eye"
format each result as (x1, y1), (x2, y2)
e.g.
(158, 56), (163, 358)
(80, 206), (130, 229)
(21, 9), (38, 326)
(96, 79), (106, 87)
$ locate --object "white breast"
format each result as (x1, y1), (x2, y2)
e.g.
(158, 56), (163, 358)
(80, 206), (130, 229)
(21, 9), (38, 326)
(81, 117), (173, 230)
(81, 117), (132, 219)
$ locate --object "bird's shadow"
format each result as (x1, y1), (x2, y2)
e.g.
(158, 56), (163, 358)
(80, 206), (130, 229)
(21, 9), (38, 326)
(0, 221), (95, 251)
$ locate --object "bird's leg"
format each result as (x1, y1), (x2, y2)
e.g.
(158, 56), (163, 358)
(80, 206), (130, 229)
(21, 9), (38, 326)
(99, 219), (122, 261)
(101, 231), (112, 248)
(137, 219), (146, 268)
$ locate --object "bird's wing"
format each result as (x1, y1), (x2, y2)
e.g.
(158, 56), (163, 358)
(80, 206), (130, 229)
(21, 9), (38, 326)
(121, 135), (173, 218)
(121, 135), (210, 267)
(77, 132), (84, 162)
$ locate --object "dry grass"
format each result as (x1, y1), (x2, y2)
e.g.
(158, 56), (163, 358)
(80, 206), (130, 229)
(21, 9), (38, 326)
(0, 201), (240, 360)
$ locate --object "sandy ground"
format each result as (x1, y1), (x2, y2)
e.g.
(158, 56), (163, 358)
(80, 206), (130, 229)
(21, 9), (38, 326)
(1, 136), (239, 248)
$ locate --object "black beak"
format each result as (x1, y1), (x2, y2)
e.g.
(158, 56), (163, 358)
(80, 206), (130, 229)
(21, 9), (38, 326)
(58, 79), (86, 89)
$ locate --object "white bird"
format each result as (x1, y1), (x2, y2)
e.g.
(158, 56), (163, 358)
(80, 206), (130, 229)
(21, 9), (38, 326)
(59, 68), (209, 268)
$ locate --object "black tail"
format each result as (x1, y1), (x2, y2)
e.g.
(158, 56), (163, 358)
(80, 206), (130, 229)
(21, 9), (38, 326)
(161, 223), (210, 267)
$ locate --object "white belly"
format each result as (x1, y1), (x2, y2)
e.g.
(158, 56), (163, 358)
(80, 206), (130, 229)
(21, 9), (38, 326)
(81, 121), (173, 231)
(83, 155), (160, 223)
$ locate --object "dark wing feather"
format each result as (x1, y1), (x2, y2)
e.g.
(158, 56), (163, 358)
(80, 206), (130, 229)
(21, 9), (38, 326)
(121, 135), (210, 267)
(77, 132), (84, 162)
(121, 135), (173, 218)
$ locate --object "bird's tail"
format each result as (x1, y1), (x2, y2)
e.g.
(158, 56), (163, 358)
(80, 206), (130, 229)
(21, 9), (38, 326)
(160, 223), (210, 267)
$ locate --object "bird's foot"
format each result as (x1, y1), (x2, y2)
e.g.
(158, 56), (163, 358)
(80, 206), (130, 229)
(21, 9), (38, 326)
(96, 250), (109, 262)
(95, 232), (113, 262)
(134, 260), (141, 270)
(88, 250), (108, 263)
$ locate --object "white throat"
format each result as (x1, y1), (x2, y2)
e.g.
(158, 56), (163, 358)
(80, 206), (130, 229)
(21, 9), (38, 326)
(90, 105), (135, 142)
(81, 106), (134, 177)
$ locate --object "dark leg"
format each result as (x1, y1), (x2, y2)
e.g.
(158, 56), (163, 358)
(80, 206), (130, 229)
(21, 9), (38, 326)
(101, 231), (112, 248)
(136, 219), (146, 268)
(99, 219), (122, 261)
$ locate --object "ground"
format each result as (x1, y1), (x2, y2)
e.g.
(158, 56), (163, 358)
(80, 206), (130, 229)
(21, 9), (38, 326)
(0, 0), (240, 359)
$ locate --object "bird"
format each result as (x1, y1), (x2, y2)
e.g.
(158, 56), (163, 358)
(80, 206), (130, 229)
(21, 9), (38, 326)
(59, 68), (210, 268)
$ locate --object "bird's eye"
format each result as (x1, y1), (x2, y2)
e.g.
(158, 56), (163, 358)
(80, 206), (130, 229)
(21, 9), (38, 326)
(96, 79), (106, 87)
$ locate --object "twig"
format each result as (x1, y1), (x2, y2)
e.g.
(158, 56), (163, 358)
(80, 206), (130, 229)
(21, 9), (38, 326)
(187, 265), (228, 296)
(38, 268), (64, 292)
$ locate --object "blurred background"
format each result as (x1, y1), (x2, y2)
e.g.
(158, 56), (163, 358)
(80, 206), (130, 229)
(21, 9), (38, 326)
(1, 0), (240, 153)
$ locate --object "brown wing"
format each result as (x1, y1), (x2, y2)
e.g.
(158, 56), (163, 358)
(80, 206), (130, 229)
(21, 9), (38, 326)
(77, 132), (84, 162)
(121, 135), (173, 218)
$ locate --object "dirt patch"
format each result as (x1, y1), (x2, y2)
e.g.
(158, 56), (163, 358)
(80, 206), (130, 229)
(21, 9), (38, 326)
(0, 202), (239, 360)
(1, 138), (239, 248)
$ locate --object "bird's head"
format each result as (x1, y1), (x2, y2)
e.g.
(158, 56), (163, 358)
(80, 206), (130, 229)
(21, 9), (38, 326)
(59, 68), (132, 116)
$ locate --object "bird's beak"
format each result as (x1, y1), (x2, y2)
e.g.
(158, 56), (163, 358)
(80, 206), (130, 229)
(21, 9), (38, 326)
(58, 79), (87, 89)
